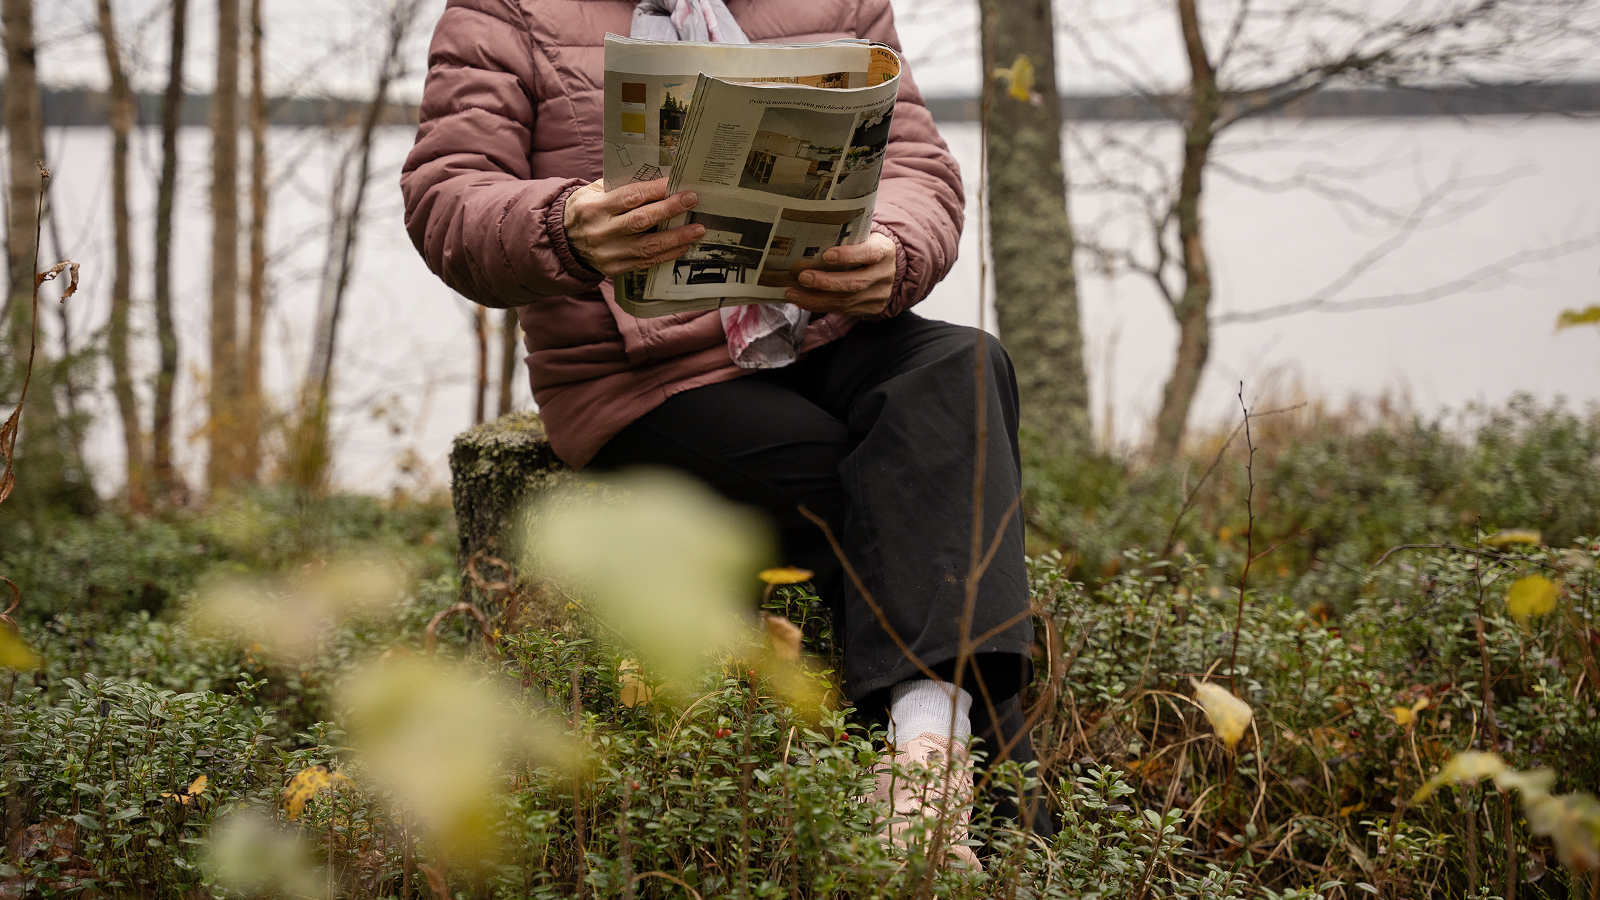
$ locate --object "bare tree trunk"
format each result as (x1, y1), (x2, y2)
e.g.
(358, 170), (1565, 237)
(151, 0), (188, 500)
(0, 0), (82, 516)
(497, 309), (518, 417)
(473, 305), (488, 425)
(97, 0), (147, 510)
(305, 0), (425, 415)
(207, 0), (242, 493)
(293, 0), (424, 491)
(979, 0), (1090, 453)
(240, 0), (267, 480)
(4, 0), (43, 367)
(1149, 0), (1219, 465)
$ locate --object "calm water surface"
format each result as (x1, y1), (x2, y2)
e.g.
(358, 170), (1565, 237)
(33, 115), (1600, 494)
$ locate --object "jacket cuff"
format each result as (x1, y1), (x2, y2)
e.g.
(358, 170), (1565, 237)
(545, 183), (604, 282)
(866, 222), (908, 320)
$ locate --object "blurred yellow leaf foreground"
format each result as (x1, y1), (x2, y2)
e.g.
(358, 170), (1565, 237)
(1416, 752), (1600, 873)
(1191, 678), (1254, 751)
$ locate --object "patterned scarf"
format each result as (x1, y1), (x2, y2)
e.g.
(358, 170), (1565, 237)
(632, 0), (812, 369)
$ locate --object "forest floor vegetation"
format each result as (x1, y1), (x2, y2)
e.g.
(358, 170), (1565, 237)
(0, 395), (1597, 899)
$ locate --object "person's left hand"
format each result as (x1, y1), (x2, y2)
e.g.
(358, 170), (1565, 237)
(783, 233), (897, 317)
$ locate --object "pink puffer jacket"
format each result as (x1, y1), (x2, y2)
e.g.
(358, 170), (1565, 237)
(401, 0), (963, 467)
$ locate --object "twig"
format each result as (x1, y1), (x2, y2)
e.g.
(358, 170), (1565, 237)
(1161, 403), (1306, 559)
(632, 871), (703, 900)
(1369, 542), (1566, 573)
(571, 658), (587, 900)
(1226, 384), (1255, 688)
(797, 506), (940, 684)
(423, 602), (497, 656)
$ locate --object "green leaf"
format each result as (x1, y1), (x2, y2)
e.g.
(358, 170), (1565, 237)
(68, 813), (101, 831)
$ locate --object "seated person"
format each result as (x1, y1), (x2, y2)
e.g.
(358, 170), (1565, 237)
(402, 0), (1053, 862)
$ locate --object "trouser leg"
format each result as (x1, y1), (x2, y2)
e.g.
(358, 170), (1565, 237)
(789, 313), (1034, 706)
(589, 314), (1047, 832)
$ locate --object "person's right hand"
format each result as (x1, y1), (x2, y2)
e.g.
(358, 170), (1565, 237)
(563, 178), (705, 277)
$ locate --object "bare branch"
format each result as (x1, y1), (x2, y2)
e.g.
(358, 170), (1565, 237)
(1215, 230), (1600, 324)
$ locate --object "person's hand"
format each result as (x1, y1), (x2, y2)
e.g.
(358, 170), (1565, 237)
(783, 233), (897, 317)
(563, 178), (705, 277)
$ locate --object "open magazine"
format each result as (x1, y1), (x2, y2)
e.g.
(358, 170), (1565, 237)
(603, 35), (901, 318)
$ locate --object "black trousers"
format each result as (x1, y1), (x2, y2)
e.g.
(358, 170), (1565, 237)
(592, 313), (1053, 835)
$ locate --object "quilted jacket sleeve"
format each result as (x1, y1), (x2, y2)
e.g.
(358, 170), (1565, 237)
(855, 0), (965, 318)
(400, 0), (603, 308)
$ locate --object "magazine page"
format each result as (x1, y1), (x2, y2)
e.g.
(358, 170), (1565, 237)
(636, 71), (898, 309)
(602, 35), (877, 190)
(601, 40), (901, 316)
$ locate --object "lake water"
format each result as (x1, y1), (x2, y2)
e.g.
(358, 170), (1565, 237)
(28, 114), (1600, 496)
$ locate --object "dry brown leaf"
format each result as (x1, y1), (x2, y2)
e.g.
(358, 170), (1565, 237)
(35, 260), (80, 301)
(419, 863), (451, 899)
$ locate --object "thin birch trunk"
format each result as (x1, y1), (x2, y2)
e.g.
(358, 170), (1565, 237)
(208, 0), (242, 493)
(3, 0), (43, 367)
(497, 309), (518, 417)
(151, 0), (188, 498)
(297, 0), (424, 489)
(306, 0), (425, 397)
(1149, 0), (1219, 465)
(97, 0), (147, 510)
(240, 0), (268, 479)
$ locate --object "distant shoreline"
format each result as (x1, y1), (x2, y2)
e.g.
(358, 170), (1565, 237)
(14, 81), (1600, 127)
(929, 82), (1600, 121)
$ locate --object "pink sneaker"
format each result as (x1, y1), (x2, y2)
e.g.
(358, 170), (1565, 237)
(870, 732), (983, 870)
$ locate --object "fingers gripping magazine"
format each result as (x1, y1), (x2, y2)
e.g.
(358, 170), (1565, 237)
(603, 35), (902, 318)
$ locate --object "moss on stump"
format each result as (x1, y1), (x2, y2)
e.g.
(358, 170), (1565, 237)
(448, 411), (572, 572)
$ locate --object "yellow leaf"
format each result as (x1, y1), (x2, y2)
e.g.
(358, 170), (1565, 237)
(283, 765), (348, 821)
(1485, 529), (1542, 548)
(1339, 801), (1366, 817)
(528, 471), (771, 693)
(1414, 751), (1508, 801)
(618, 659), (653, 709)
(758, 567), (814, 586)
(1394, 696), (1429, 726)
(991, 54), (1035, 102)
(1190, 679), (1253, 751)
(764, 614), (803, 663)
(161, 773), (209, 806)
(1507, 576), (1558, 621)
(0, 628), (41, 671)
(1523, 791), (1600, 873)
(1556, 305), (1600, 331)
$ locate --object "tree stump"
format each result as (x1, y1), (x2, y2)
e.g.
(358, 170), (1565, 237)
(449, 411), (574, 629)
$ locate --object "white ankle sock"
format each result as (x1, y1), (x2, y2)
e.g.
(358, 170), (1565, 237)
(888, 679), (973, 746)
